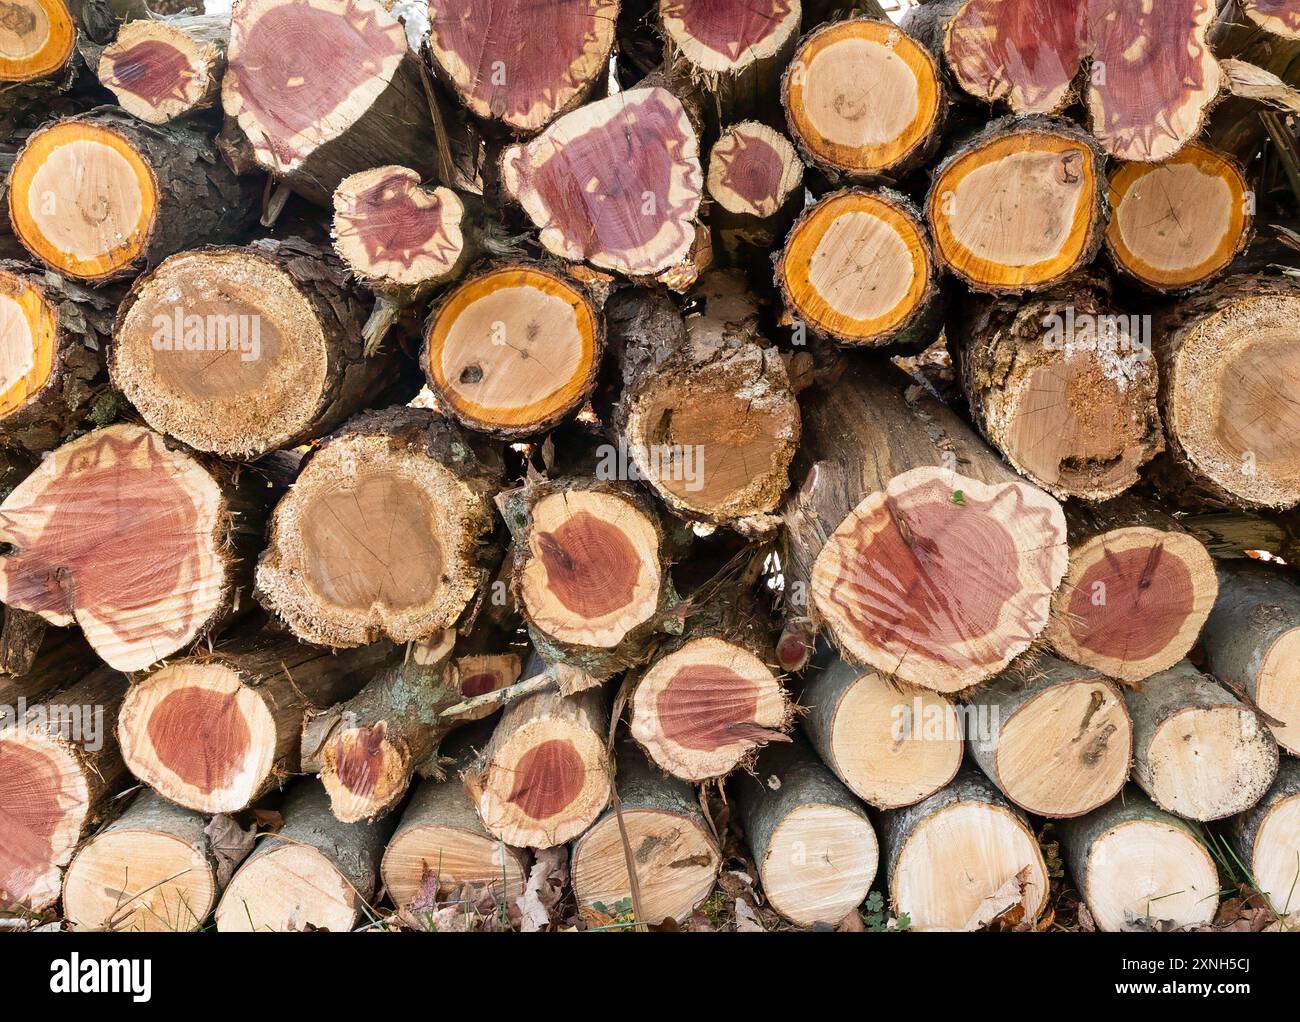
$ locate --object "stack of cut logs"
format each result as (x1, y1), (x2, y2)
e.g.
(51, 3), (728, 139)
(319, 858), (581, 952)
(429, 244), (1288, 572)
(3, 0), (1300, 934)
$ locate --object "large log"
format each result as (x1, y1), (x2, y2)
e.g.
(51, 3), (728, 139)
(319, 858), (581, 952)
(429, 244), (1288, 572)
(421, 263), (604, 439)
(62, 790), (238, 932)
(255, 407), (500, 648)
(1043, 498), (1219, 684)
(606, 273), (801, 532)
(570, 740), (721, 926)
(952, 276), (1163, 502)
(216, 780), (392, 932)
(7, 107), (256, 283)
(221, 0), (438, 206)
(467, 684), (612, 849)
(936, 0), (1223, 161)
(775, 188), (944, 350)
(1153, 274), (1300, 509)
(500, 86), (703, 277)
(0, 423), (269, 671)
(1105, 143), (1254, 292)
(880, 767), (1049, 931)
(1125, 660), (1279, 822)
(783, 16), (945, 182)
(0, 667), (128, 913)
(117, 635), (393, 814)
(966, 653), (1132, 818)
(1200, 562), (1300, 755)
(0, 261), (116, 454)
(427, 0), (617, 134)
(925, 115), (1107, 292)
(782, 355), (1067, 693)
(98, 12), (230, 125)
(1057, 787), (1219, 932)
(735, 736), (877, 927)
(800, 645), (962, 809)
(1232, 757), (1300, 919)
(110, 237), (408, 461)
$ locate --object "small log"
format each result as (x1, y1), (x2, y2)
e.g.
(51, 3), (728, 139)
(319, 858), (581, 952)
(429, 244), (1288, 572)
(571, 740), (721, 926)
(705, 121), (804, 259)
(1125, 660), (1279, 822)
(422, 263), (604, 439)
(735, 736), (877, 927)
(1232, 757), (1300, 918)
(0, 423), (269, 672)
(783, 16), (945, 181)
(382, 769), (529, 910)
(1044, 498), (1219, 684)
(801, 645), (962, 809)
(501, 476), (678, 685)
(1105, 143), (1253, 292)
(216, 780), (392, 932)
(111, 237), (408, 460)
(0, 0), (75, 87)
(62, 790), (236, 932)
(952, 276), (1163, 501)
(966, 653), (1132, 819)
(0, 261), (117, 455)
(1153, 273), (1300, 509)
(880, 767), (1049, 931)
(500, 86), (703, 277)
(467, 684), (612, 849)
(221, 0), (438, 206)
(926, 115), (1107, 293)
(1057, 787), (1219, 933)
(939, 0), (1223, 161)
(98, 13), (230, 124)
(117, 636), (393, 814)
(775, 187), (943, 350)
(608, 272), (801, 531)
(1200, 562), (1300, 756)
(7, 107), (256, 283)
(256, 407), (500, 648)
(0, 667), (128, 913)
(660, 0), (801, 122)
(782, 355), (1068, 693)
(428, 0), (616, 133)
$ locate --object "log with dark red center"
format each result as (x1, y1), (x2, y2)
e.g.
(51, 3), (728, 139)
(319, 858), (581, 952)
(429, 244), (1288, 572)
(535, 513), (641, 620)
(940, 0), (1223, 161)
(428, 0), (617, 132)
(501, 86), (703, 276)
(146, 687), (250, 796)
(705, 122), (803, 261)
(656, 664), (760, 750)
(1068, 547), (1191, 661)
(103, 40), (192, 107)
(504, 738), (585, 819)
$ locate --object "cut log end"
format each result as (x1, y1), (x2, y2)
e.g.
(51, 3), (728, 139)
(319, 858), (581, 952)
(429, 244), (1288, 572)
(630, 636), (791, 781)
(222, 0), (409, 176)
(382, 821), (527, 909)
(0, 266), (57, 423)
(809, 466), (1067, 693)
(1240, 764), (1300, 915)
(777, 189), (937, 347)
(763, 803), (879, 926)
(453, 653), (522, 721)
(1047, 528), (1218, 683)
(98, 20), (222, 125)
(518, 488), (663, 651)
(706, 121), (803, 219)
(1107, 144), (1252, 291)
(423, 266), (602, 438)
(501, 87), (702, 276)
(332, 166), (466, 293)
(118, 663), (272, 815)
(256, 428), (490, 648)
(217, 842), (358, 932)
(320, 721), (409, 824)
(9, 120), (159, 281)
(429, 0), (616, 132)
(0, 0), (73, 83)
(0, 424), (230, 672)
(661, 0), (800, 74)
(928, 121), (1104, 292)
(1243, 0), (1300, 39)
(785, 17), (942, 178)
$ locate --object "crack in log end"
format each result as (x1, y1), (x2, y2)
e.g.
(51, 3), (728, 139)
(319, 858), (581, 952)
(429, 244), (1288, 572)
(504, 738), (584, 821)
(655, 664), (760, 752)
(534, 513), (639, 621)
(146, 687), (250, 796)
(0, 737), (63, 908)
(331, 721), (390, 799)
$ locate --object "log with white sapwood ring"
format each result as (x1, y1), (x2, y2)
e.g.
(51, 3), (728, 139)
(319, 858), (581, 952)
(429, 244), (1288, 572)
(1232, 757), (1300, 919)
(706, 121), (804, 260)
(98, 13), (230, 125)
